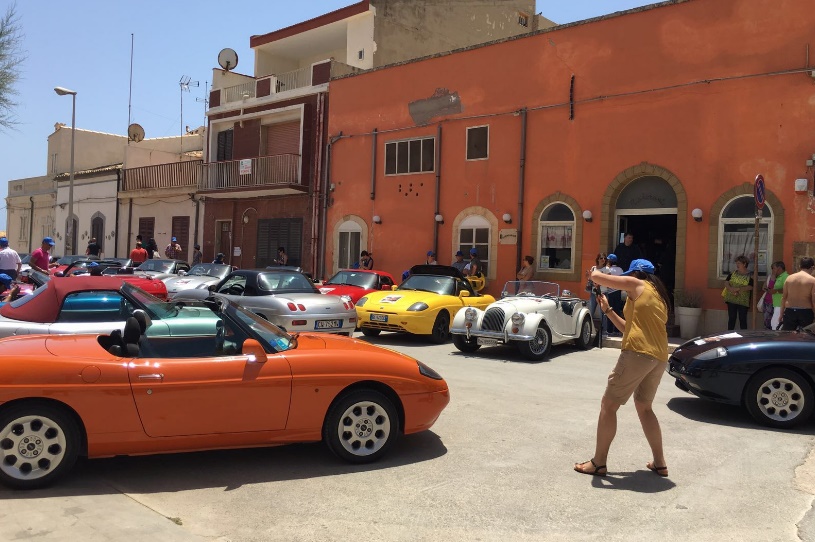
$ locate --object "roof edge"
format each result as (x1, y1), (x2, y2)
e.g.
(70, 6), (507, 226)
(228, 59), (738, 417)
(250, 0), (370, 49)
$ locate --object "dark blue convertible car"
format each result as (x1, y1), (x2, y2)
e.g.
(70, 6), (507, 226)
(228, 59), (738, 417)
(668, 325), (815, 428)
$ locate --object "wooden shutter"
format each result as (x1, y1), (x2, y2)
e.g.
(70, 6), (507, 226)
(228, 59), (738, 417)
(217, 130), (234, 162)
(171, 216), (190, 257)
(138, 217), (155, 241)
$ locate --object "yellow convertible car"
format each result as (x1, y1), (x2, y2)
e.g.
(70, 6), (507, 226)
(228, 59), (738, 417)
(356, 265), (495, 343)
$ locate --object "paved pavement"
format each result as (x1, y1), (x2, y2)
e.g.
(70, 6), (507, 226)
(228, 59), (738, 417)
(1, 334), (814, 541)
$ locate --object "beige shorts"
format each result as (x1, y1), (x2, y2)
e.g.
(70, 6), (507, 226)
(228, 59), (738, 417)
(603, 350), (666, 405)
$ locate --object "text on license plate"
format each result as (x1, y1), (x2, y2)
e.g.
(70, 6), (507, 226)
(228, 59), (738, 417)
(370, 314), (388, 322)
(315, 319), (342, 329)
(477, 337), (501, 347)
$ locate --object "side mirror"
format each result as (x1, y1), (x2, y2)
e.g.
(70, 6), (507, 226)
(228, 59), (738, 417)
(381, 285), (391, 290)
(459, 290), (471, 298)
(178, 270), (187, 276)
(242, 339), (268, 363)
(391, 285), (398, 291)
(208, 284), (217, 292)
(54, 272), (65, 277)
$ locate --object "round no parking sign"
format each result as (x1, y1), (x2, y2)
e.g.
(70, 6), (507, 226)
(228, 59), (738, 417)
(754, 174), (766, 210)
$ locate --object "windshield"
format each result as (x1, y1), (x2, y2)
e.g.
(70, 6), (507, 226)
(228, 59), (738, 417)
(121, 282), (179, 319)
(399, 275), (456, 296)
(136, 260), (173, 273)
(258, 272), (319, 293)
(187, 264), (231, 278)
(500, 281), (560, 298)
(20, 254), (30, 264)
(325, 270), (377, 289)
(58, 255), (96, 265)
(227, 302), (294, 351)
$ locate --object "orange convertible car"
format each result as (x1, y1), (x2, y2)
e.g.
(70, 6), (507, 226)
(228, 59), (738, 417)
(0, 298), (449, 489)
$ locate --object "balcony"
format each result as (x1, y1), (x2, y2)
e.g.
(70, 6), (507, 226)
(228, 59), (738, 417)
(211, 60), (364, 108)
(122, 160), (201, 192)
(200, 154), (301, 193)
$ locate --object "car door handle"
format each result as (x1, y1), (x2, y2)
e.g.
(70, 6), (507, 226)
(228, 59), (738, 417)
(138, 373), (164, 381)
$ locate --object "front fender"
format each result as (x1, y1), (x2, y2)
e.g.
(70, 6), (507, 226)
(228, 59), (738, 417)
(516, 312), (547, 337)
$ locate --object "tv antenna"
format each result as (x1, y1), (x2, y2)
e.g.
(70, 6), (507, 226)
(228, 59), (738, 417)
(179, 76), (199, 155)
(218, 48), (239, 71)
(195, 81), (209, 130)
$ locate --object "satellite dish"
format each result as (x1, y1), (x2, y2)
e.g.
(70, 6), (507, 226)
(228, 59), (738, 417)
(218, 48), (239, 71)
(128, 123), (145, 143)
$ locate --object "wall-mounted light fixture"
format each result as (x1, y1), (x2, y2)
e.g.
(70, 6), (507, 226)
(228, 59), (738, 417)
(373, 215), (382, 224)
(502, 213), (512, 224)
(582, 210), (593, 223)
(434, 214), (444, 225)
(691, 208), (703, 222)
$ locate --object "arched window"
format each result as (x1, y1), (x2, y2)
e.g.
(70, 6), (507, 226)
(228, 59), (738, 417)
(458, 215), (490, 276)
(338, 220), (362, 269)
(719, 196), (772, 277)
(91, 215), (105, 253)
(538, 203), (575, 272)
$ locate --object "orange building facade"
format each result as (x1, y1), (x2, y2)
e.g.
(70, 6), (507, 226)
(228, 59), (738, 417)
(325, 0), (815, 333)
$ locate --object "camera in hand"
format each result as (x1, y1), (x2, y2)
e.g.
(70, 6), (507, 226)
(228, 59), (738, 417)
(593, 284), (602, 296)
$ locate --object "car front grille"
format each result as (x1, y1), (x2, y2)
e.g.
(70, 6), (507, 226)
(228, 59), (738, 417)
(481, 307), (505, 332)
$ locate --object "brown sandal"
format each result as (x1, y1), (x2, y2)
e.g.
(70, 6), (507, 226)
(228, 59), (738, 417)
(574, 458), (607, 477)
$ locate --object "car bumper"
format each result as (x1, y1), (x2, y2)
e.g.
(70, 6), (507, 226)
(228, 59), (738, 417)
(268, 313), (357, 334)
(357, 309), (437, 335)
(402, 389), (450, 434)
(668, 359), (745, 405)
(450, 327), (535, 342)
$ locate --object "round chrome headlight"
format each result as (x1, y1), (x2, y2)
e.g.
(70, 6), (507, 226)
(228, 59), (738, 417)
(465, 308), (477, 321)
(511, 312), (525, 326)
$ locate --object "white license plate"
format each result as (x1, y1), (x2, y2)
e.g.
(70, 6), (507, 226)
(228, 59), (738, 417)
(316, 319), (342, 329)
(477, 337), (501, 347)
(370, 314), (388, 322)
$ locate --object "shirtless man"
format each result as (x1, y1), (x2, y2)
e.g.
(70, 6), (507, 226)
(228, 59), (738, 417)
(780, 257), (815, 331)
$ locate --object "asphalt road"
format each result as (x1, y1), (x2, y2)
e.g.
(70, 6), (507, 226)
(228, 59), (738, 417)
(2, 334), (814, 542)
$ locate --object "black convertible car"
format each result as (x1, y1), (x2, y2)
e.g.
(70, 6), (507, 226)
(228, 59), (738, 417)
(668, 325), (815, 428)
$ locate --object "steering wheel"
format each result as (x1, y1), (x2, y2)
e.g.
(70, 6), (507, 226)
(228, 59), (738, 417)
(227, 284), (245, 295)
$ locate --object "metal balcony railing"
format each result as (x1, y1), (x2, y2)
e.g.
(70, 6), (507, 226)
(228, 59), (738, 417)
(218, 65), (315, 105)
(200, 154), (301, 191)
(222, 82), (256, 103)
(122, 160), (202, 191)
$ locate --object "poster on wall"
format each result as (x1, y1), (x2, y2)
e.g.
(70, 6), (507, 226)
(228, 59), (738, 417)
(239, 159), (252, 175)
(757, 250), (767, 272)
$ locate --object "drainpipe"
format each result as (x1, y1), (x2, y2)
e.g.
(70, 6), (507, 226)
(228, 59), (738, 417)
(516, 108), (528, 269)
(319, 132), (343, 280)
(311, 92), (326, 275)
(370, 128), (377, 200)
(433, 124), (442, 256)
(28, 197), (35, 253)
(114, 169), (121, 257)
(126, 198), (133, 256)
(192, 193), (200, 248)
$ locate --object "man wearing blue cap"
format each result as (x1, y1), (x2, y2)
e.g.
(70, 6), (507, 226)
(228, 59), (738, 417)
(30, 237), (58, 274)
(452, 250), (467, 272)
(425, 250), (437, 265)
(0, 237), (21, 280)
(468, 247), (482, 277)
(165, 236), (183, 259)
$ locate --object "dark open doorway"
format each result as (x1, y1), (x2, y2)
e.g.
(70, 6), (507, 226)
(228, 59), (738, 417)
(617, 214), (677, 292)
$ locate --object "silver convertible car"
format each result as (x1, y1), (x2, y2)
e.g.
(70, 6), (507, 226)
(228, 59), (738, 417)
(173, 269), (357, 335)
(450, 280), (594, 361)
(164, 263), (233, 297)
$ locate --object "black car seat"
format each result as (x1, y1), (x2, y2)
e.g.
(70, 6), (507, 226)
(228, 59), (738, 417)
(120, 317), (141, 357)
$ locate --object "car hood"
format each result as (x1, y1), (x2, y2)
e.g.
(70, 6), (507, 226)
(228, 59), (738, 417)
(361, 290), (447, 311)
(319, 284), (373, 301)
(672, 330), (815, 359)
(165, 275), (218, 291)
(487, 298), (557, 313)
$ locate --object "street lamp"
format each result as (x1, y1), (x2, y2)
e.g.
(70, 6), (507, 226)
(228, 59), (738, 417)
(54, 86), (77, 255)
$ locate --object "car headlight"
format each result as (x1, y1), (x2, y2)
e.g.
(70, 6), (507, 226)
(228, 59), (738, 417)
(407, 302), (429, 311)
(511, 312), (525, 326)
(356, 296), (368, 307)
(418, 361), (443, 380)
(465, 307), (477, 321)
(694, 346), (727, 361)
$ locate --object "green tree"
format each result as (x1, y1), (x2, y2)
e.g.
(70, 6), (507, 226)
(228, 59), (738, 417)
(0, 3), (24, 131)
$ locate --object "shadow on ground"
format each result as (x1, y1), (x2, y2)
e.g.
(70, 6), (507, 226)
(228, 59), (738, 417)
(0, 431), (447, 499)
(666, 396), (815, 433)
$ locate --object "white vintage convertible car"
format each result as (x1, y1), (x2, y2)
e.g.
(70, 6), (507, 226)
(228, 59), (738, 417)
(450, 281), (595, 361)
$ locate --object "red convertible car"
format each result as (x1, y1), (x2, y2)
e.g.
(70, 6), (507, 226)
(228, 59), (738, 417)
(0, 297), (450, 489)
(319, 269), (397, 304)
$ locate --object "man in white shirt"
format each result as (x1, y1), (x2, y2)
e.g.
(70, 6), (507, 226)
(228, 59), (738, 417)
(603, 254), (624, 336)
(0, 237), (22, 280)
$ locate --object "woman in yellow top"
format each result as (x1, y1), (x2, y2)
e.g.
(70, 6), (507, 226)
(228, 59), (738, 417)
(574, 258), (672, 478)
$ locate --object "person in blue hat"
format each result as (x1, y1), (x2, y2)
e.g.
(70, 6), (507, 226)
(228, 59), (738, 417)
(425, 250), (437, 265)
(165, 236), (183, 259)
(575, 258), (672, 479)
(0, 236), (22, 280)
(30, 237), (58, 274)
(452, 250), (467, 272)
(468, 247), (482, 277)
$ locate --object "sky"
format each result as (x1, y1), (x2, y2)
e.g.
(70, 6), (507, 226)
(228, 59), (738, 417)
(0, 0), (655, 229)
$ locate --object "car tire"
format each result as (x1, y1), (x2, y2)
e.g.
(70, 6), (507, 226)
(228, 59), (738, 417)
(0, 402), (81, 490)
(744, 368), (814, 428)
(323, 389), (399, 464)
(453, 334), (481, 353)
(575, 316), (594, 350)
(429, 312), (450, 344)
(361, 328), (381, 337)
(517, 323), (552, 361)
